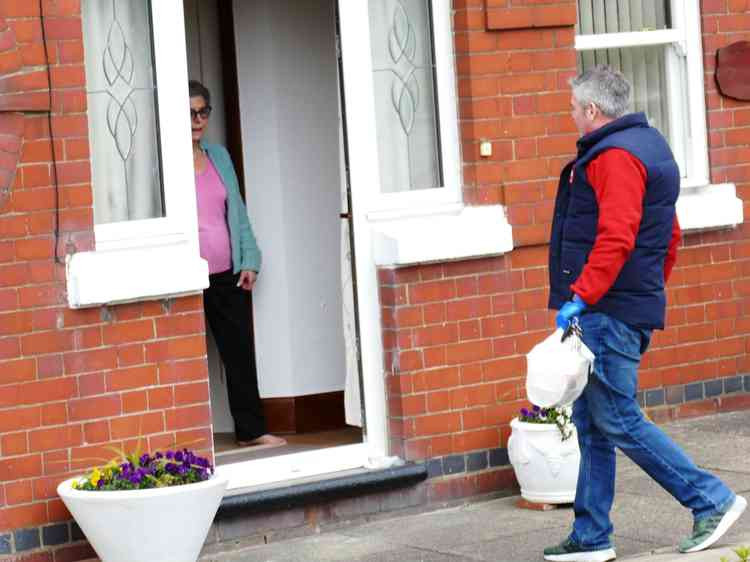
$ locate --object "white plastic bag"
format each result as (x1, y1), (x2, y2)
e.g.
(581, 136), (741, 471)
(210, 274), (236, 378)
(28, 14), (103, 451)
(525, 326), (595, 407)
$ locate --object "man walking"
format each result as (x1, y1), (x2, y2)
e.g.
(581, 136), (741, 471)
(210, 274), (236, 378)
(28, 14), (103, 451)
(544, 65), (746, 562)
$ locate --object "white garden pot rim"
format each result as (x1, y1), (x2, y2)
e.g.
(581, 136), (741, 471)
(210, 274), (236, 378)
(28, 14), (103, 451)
(57, 473), (228, 501)
(510, 417), (572, 432)
(510, 418), (573, 431)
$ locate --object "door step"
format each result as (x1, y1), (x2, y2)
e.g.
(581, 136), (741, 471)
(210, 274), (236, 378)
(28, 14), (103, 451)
(217, 462), (427, 518)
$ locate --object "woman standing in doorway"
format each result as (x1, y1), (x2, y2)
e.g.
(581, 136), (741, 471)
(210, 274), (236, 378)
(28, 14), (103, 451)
(189, 80), (285, 448)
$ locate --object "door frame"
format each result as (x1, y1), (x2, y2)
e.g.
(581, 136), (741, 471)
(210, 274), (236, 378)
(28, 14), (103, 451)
(212, 0), (389, 491)
(335, 0), (389, 459)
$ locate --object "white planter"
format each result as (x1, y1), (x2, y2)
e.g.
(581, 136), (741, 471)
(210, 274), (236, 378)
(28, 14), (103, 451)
(57, 475), (228, 562)
(507, 417), (580, 504)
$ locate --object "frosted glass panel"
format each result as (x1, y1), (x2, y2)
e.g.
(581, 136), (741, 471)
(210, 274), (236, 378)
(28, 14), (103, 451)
(369, 0), (442, 193)
(576, 0), (671, 35)
(82, 0), (164, 224)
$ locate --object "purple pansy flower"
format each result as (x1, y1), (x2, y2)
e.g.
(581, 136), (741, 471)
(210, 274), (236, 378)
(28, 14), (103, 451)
(78, 446), (214, 491)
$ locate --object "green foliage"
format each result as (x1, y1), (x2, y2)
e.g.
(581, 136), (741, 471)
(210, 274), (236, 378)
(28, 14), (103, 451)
(720, 545), (750, 562)
(71, 439), (213, 492)
(733, 545), (750, 562)
(518, 405), (574, 441)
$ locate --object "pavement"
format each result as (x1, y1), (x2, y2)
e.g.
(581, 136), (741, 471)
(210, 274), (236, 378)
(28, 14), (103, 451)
(204, 410), (750, 562)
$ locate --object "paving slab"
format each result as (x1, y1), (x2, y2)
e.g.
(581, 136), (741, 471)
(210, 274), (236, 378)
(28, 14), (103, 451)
(202, 532), (475, 562)
(664, 437), (750, 474)
(615, 466), (677, 499)
(341, 496), (572, 549)
(625, 533), (750, 561)
(617, 468), (750, 500)
(351, 549), (477, 562)
(664, 410), (750, 437)
(610, 493), (699, 547)
(448, 530), (661, 562)
(447, 528), (583, 561)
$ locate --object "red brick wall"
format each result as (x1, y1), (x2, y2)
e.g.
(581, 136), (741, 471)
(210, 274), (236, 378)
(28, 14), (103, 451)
(0, 2), (211, 557)
(381, 0), (750, 500)
(456, 0), (577, 246)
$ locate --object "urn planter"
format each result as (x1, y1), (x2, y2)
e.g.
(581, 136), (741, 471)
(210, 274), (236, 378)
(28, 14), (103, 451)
(507, 417), (580, 504)
(57, 474), (228, 562)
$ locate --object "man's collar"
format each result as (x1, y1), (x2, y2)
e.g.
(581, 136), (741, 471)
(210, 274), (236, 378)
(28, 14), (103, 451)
(576, 112), (649, 156)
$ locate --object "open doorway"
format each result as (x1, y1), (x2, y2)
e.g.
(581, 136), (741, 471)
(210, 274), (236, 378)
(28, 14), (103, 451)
(183, 0), (364, 475)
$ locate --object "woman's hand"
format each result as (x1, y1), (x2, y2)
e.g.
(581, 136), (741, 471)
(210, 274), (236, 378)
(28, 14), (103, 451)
(237, 270), (258, 291)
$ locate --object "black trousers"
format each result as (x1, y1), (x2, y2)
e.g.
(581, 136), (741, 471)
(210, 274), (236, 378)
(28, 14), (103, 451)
(203, 269), (266, 441)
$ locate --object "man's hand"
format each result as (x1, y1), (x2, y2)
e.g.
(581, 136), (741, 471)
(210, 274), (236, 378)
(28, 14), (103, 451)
(556, 293), (586, 329)
(237, 270), (258, 291)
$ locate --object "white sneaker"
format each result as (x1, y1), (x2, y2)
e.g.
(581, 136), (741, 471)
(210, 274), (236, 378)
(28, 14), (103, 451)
(679, 495), (747, 553)
(544, 538), (616, 561)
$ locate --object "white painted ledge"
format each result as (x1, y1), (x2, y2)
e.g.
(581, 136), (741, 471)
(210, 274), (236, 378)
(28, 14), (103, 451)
(676, 183), (744, 232)
(66, 243), (209, 308)
(371, 204), (514, 266)
(216, 443), (368, 490)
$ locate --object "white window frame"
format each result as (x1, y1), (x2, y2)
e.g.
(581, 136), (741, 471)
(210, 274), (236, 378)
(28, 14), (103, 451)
(574, 0), (742, 231)
(353, 0), (513, 265)
(364, 1), (462, 219)
(66, 0), (208, 308)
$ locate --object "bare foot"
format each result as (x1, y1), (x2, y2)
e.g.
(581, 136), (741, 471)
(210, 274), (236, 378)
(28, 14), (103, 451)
(236, 434), (287, 447)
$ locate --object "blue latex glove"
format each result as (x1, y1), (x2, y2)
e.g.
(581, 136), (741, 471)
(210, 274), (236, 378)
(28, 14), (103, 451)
(556, 293), (587, 330)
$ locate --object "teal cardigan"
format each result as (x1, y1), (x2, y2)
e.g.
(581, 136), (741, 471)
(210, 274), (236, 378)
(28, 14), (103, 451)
(201, 140), (261, 273)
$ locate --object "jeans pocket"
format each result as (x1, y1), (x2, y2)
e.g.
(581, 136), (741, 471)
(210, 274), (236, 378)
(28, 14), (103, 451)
(601, 316), (642, 361)
(591, 316), (643, 399)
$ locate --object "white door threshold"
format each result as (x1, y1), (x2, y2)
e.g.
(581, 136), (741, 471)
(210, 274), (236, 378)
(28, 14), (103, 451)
(215, 443), (369, 490)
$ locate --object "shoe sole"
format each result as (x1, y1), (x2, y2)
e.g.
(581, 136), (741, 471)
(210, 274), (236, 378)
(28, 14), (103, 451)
(543, 548), (616, 562)
(682, 495), (747, 553)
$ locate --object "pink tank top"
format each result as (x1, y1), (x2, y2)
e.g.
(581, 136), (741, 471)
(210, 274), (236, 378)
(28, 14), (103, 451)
(195, 158), (232, 274)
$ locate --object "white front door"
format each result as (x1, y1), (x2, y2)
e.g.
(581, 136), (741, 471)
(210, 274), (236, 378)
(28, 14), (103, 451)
(210, 0), (390, 490)
(232, 0), (348, 405)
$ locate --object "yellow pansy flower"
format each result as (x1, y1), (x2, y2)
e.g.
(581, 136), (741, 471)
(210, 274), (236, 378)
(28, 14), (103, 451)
(88, 467), (102, 487)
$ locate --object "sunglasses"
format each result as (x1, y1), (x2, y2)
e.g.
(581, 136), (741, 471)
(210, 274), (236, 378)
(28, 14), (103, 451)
(190, 105), (212, 120)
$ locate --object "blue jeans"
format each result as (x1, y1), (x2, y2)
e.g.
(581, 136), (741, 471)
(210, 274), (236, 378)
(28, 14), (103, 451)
(569, 312), (734, 549)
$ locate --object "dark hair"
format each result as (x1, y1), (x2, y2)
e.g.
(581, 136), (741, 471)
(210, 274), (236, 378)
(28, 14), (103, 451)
(188, 80), (211, 106)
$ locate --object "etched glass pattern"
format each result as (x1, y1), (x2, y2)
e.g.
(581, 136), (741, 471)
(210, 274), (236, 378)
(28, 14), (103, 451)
(369, 0), (443, 193)
(82, 0), (164, 224)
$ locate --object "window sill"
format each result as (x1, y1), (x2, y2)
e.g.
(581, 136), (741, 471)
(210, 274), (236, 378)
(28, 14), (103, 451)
(371, 204), (513, 266)
(66, 243), (209, 308)
(676, 183), (744, 232)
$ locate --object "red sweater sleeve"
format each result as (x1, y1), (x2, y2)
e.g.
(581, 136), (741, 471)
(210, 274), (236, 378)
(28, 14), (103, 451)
(570, 148), (646, 305)
(664, 214), (681, 283)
